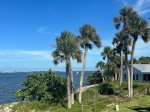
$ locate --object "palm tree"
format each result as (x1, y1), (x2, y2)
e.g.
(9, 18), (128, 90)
(113, 6), (138, 98)
(78, 24), (102, 103)
(105, 61), (119, 80)
(114, 6), (150, 98)
(129, 17), (150, 98)
(101, 46), (113, 72)
(113, 33), (123, 85)
(52, 31), (82, 109)
(96, 61), (105, 82)
(101, 46), (113, 63)
(111, 53), (122, 80)
(112, 31), (128, 86)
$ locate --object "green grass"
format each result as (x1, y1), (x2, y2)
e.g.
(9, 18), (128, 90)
(103, 96), (150, 112)
(1, 81), (150, 112)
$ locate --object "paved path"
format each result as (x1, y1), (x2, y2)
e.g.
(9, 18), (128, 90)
(74, 84), (98, 93)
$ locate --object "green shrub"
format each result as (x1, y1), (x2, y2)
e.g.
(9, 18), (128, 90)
(87, 71), (103, 85)
(98, 83), (114, 95)
(110, 80), (120, 89)
(16, 70), (66, 103)
(121, 82), (150, 95)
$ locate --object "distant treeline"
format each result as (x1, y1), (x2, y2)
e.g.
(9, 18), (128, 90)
(0, 71), (45, 75)
(133, 57), (150, 64)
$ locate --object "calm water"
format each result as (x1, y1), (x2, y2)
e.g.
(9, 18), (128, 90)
(0, 71), (93, 104)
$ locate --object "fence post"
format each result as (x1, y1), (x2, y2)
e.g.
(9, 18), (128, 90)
(81, 104), (83, 112)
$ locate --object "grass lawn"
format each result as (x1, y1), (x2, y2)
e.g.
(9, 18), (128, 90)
(103, 96), (150, 112)
(9, 93), (150, 112)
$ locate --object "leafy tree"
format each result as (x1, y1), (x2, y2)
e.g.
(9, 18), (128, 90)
(99, 83), (114, 95)
(52, 31), (82, 109)
(129, 58), (139, 64)
(78, 24), (102, 103)
(138, 57), (150, 64)
(87, 71), (103, 85)
(16, 70), (66, 104)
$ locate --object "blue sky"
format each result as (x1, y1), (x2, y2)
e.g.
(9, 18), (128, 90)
(0, 0), (150, 72)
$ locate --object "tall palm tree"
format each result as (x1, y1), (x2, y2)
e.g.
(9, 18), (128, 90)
(78, 24), (102, 103)
(96, 61), (105, 82)
(114, 6), (150, 98)
(129, 17), (150, 98)
(113, 6), (138, 98)
(52, 31), (82, 109)
(101, 46), (113, 63)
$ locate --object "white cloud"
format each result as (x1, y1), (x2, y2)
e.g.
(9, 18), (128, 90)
(133, 0), (150, 15)
(118, 0), (150, 15)
(0, 49), (51, 61)
(17, 50), (50, 58)
(37, 27), (58, 36)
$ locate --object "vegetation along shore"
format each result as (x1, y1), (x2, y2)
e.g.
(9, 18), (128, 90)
(1, 4), (150, 112)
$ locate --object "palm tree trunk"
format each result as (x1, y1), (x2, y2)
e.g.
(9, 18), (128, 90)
(130, 38), (137, 98)
(69, 59), (74, 105)
(102, 72), (105, 82)
(66, 57), (71, 109)
(120, 50), (123, 86)
(115, 72), (117, 80)
(125, 48), (131, 98)
(127, 65), (131, 98)
(79, 47), (88, 103)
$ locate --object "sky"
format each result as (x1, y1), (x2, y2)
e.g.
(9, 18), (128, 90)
(0, 0), (150, 72)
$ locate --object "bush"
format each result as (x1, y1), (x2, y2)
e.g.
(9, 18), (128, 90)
(16, 70), (67, 103)
(87, 71), (103, 85)
(99, 83), (114, 95)
(121, 82), (150, 95)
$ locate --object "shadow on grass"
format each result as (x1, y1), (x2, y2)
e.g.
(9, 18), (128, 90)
(128, 106), (150, 112)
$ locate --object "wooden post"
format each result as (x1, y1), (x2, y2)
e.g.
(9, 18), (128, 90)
(81, 104), (83, 112)
(93, 96), (96, 112)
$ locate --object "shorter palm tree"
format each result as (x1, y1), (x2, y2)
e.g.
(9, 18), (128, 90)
(52, 31), (82, 109)
(96, 61), (105, 82)
(105, 61), (119, 81)
(101, 46), (113, 63)
(112, 31), (125, 86)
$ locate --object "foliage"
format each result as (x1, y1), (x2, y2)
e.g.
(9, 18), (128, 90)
(52, 31), (82, 65)
(87, 71), (103, 85)
(16, 70), (66, 103)
(98, 83), (114, 95)
(95, 61), (105, 71)
(78, 24), (102, 49)
(52, 31), (82, 108)
(121, 82), (150, 96)
(78, 24), (102, 103)
(138, 56), (150, 64)
(101, 46), (113, 62)
(11, 86), (128, 112)
(5, 81), (150, 112)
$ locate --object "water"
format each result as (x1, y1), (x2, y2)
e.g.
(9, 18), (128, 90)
(0, 71), (93, 104)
